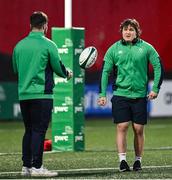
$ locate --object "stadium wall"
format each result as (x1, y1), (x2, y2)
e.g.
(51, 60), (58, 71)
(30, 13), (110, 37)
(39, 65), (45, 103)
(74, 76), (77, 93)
(0, 81), (172, 119)
(0, 0), (171, 119)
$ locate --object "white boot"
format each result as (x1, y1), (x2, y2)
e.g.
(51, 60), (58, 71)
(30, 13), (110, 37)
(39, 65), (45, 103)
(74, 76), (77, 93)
(31, 165), (58, 177)
(21, 166), (31, 176)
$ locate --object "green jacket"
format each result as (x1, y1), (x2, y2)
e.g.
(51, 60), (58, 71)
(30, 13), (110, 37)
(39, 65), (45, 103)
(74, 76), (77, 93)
(12, 31), (68, 100)
(99, 39), (163, 98)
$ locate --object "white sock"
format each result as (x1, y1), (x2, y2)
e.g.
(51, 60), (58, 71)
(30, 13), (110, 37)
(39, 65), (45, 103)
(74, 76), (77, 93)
(135, 156), (142, 162)
(118, 153), (126, 162)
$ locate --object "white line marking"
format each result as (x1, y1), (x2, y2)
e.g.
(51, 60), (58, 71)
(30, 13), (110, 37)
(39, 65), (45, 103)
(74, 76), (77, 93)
(1, 146), (172, 156)
(0, 165), (172, 176)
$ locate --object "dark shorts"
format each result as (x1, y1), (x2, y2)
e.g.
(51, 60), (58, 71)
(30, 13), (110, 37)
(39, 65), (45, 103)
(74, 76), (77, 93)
(111, 95), (148, 125)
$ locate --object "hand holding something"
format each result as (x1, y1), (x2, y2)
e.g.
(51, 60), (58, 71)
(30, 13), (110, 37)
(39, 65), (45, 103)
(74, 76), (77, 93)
(66, 68), (73, 80)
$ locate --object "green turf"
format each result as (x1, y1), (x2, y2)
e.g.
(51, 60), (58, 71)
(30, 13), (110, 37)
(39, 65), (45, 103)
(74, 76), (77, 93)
(0, 118), (172, 179)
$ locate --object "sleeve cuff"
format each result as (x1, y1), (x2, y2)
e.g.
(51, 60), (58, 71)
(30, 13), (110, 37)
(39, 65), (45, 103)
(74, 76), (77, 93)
(152, 86), (159, 94)
(99, 93), (106, 97)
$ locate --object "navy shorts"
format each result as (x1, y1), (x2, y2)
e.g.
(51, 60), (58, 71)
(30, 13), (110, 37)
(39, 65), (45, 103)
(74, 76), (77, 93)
(111, 95), (148, 125)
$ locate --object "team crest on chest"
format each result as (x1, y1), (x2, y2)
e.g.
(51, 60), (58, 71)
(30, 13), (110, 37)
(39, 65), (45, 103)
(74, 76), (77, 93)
(138, 48), (143, 53)
(118, 50), (123, 54)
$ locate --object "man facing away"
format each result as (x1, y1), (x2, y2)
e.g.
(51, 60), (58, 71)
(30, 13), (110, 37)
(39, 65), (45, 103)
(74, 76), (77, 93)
(98, 18), (163, 172)
(12, 11), (72, 177)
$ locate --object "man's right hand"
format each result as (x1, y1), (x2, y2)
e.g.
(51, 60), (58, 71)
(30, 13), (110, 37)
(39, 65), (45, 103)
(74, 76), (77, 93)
(97, 97), (107, 106)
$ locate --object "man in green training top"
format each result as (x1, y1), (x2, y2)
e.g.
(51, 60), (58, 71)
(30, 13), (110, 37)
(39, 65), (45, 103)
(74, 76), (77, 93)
(12, 11), (72, 177)
(98, 19), (163, 172)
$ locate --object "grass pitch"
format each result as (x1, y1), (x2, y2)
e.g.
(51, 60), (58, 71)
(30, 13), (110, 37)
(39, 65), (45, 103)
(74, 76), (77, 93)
(0, 118), (172, 179)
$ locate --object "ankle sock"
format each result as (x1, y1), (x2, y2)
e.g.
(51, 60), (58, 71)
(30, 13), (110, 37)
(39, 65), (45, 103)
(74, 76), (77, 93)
(135, 156), (142, 162)
(118, 153), (126, 162)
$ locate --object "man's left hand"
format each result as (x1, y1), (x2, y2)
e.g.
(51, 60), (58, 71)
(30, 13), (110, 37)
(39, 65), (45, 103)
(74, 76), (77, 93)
(147, 91), (158, 100)
(66, 68), (73, 80)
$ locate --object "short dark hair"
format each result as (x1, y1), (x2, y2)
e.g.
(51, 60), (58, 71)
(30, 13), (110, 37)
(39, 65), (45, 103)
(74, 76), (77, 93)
(30, 11), (48, 29)
(120, 18), (141, 38)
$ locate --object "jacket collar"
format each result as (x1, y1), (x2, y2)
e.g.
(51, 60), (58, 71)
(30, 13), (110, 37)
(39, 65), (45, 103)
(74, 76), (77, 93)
(29, 31), (45, 37)
(121, 38), (139, 45)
